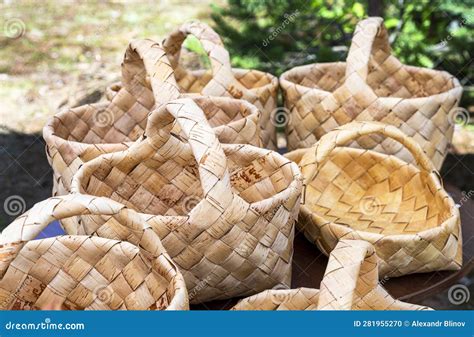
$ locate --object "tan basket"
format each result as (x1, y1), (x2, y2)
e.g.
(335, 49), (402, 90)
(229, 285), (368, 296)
(232, 240), (431, 310)
(44, 39), (262, 197)
(285, 121), (462, 277)
(280, 17), (463, 170)
(70, 97), (303, 303)
(0, 194), (188, 310)
(104, 22), (280, 149)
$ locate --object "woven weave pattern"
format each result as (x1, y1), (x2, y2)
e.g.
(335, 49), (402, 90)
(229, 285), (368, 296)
(285, 121), (462, 277)
(163, 21), (278, 149)
(70, 98), (302, 303)
(0, 195), (188, 310)
(44, 39), (263, 198)
(280, 17), (463, 170)
(232, 240), (431, 310)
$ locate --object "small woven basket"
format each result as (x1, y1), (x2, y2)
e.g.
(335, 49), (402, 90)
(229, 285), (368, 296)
(232, 240), (431, 310)
(0, 194), (188, 310)
(44, 39), (262, 197)
(70, 97), (303, 303)
(105, 22), (280, 149)
(280, 17), (463, 170)
(285, 121), (462, 277)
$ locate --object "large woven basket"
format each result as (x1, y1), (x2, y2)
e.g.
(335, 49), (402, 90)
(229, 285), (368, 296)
(280, 17), (463, 170)
(70, 97), (303, 303)
(0, 194), (188, 310)
(107, 21), (279, 149)
(285, 121), (462, 277)
(232, 240), (431, 310)
(44, 39), (262, 197)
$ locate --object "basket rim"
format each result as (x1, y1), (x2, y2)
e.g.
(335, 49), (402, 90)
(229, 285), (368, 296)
(43, 96), (263, 151)
(73, 144), (303, 221)
(279, 61), (462, 100)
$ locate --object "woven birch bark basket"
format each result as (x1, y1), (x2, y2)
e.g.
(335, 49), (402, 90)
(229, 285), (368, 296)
(232, 240), (431, 310)
(70, 97), (303, 303)
(0, 194), (188, 310)
(43, 39), (262, 198)
(285, 121), (462, 277)
(280, 17), (463, 170)
(107, 21), (279, 149)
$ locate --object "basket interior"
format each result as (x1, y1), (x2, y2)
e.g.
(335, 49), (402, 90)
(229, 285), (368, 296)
(2, 236), (175, 310)
(176, 68), (275, 93)
(52, 98), (255, 145)
(79, 145), (295, 216)
(305, 148), (452, 235)
(284, 63), (456, 98)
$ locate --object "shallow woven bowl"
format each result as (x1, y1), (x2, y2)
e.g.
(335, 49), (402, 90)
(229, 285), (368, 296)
(285, 122), (462, 277)
(0, 195), (188, 310)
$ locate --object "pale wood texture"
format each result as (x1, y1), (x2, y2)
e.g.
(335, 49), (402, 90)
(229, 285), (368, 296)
(285, 121), (462, 277)
(70, 98), (303, 303)
(232, 240), (432, 310)
(280, 17), (463, 170)
(0, 194), (188, 310)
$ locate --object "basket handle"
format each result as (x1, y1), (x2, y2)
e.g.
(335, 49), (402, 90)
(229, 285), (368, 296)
(121, 39), (181, 106)
(343, 17), (401, 94)
(0, 194), (165, 278)
(145, 98), (234, 204)
(163, 21), (252, 99)
(300, 121), (437, 186)
(317, 240), (429, 310)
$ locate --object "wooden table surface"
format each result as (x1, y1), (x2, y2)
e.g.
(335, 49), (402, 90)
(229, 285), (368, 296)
(193, 183), (474, 310)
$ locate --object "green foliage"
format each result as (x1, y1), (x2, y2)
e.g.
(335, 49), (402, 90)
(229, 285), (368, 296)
(211, 0), (474, 89)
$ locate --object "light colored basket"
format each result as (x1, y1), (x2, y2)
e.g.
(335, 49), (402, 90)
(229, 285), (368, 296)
(280, 17), (463, 170)
(44, 39), (262, 197)
(285, 121), (462, 277)
(232, 240), (431, 310)
(0, 194), (188, 310)
(104, 21), (280, 149)
(70, 97), (303, 303)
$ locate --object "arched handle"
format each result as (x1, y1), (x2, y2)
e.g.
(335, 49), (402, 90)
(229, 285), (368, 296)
(120, 39), (181, 106)
(145, 98), (234, 203)
(0, 194), (165, 278)
(163, 21), (252, 99)
(300, 121), (437, 186)
(317, 240), (430, 310)
(344, 17), (401, 94)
